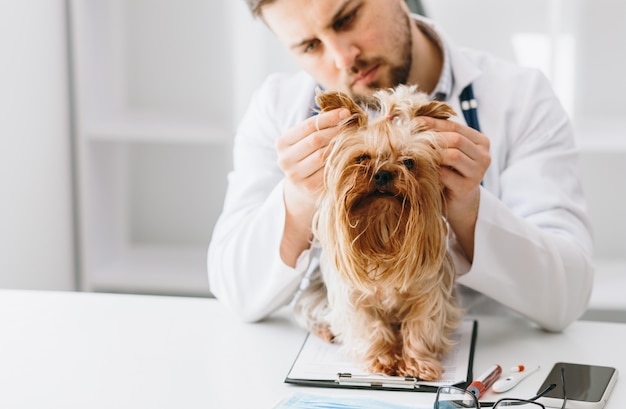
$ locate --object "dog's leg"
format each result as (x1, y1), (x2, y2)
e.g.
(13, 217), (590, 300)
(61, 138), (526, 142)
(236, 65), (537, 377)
(397, 299), (459, 380)
(364, 320), (401, 375)
(342, 306), (399, 375)
(397, 320), (446, 380)
(399, 260), (461, 380)
(292, 267), (335, 342)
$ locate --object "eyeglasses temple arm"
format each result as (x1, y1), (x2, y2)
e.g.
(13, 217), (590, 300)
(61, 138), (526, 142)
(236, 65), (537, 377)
(528, 383), (557, 401)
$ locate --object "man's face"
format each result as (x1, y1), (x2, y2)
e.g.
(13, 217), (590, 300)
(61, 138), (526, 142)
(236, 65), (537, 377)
(262, 0), (413, 105)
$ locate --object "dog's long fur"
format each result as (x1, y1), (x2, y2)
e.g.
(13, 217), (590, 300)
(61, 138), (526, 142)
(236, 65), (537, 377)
(293, 85), (462, 381)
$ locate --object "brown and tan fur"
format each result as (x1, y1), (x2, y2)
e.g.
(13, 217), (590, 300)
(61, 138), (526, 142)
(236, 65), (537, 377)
(293, 85), (462, 381)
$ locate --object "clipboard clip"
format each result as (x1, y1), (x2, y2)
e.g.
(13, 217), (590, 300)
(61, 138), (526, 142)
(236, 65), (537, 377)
(336, 372), (420, 389)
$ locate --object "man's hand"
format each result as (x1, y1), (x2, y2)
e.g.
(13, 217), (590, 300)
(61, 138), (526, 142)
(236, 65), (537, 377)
(275, 107), (350, 266)
(417, 116), (491, 260)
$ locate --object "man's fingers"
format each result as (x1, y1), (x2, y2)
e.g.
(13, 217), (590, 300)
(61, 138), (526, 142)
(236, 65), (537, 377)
(276, 107), (351, 187)
(439, 132), (480, 162)
(309, 108), (351, 134)
(417, 116), (487, 146)
(277, 109), (345, 148)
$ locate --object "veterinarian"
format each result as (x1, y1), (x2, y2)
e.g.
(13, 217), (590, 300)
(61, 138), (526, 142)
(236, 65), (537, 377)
(208, 0), (594, 332)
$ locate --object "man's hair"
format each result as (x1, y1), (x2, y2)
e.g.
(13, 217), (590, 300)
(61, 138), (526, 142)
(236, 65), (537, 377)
(246, 0), (426, 18)
(244, 0), (276, 17)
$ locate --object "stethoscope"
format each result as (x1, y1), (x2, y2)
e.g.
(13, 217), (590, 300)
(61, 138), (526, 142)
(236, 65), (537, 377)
(459, 84), (484, 185)
(311, 83), (481, 132)
(459, 83), (481, 132)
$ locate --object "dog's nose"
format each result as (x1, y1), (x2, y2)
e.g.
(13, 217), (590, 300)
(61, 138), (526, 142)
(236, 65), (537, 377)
(374, 170), (393, 187)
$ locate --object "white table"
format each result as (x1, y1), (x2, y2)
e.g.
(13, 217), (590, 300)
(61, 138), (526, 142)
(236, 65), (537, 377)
(0, 289), (622, 408)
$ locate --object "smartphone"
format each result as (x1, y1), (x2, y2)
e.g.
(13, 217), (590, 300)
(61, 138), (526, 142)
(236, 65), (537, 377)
(536, 362), (618, 409)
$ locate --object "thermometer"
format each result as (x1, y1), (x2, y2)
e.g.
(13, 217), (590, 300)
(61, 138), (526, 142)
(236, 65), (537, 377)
(492, 365), (540, 393)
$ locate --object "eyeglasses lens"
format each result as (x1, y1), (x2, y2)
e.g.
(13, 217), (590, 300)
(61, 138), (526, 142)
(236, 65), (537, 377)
(436, 387), (478, 409)
(494, 399), (544, 408)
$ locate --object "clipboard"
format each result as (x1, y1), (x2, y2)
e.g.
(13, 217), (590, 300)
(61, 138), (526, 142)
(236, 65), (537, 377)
(285, 319), (477, 392)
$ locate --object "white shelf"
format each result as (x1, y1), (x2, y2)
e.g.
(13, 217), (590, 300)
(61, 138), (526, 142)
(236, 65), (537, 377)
(69, 0), (625, 298)
(586, 259), (626, 317)
(88, 245), (210, 296)
(575, 117), (626, 152)
(84, 116), (230, 144)
(70, 0), (235, 296)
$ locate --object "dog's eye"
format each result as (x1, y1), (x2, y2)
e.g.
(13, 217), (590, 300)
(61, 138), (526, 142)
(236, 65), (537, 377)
(355, 154), (371, 164)
(403, 159), (415, 170)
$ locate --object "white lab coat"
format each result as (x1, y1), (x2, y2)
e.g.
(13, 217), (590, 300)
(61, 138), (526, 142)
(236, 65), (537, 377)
(208, 20), (594, 332)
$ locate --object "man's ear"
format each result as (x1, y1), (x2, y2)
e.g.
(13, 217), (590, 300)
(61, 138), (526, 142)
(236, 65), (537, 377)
(315, 89), (367, 128)
(412, 100), (456, 120)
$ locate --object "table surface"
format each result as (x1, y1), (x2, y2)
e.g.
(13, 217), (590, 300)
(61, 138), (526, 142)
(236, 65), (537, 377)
(0, 289), (622, 409)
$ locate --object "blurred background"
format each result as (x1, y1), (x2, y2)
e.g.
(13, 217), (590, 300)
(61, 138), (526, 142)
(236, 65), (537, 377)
(1, 0), (624, 320)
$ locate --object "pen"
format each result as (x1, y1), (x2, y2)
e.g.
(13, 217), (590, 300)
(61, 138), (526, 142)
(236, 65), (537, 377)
(467, 364), (502, 398)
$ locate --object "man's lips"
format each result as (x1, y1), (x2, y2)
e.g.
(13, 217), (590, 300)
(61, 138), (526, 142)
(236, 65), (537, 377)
(352, 64), (380, 86)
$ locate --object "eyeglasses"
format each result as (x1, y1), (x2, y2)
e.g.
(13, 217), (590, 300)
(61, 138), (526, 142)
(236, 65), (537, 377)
(434, 367), (568, 409)
(559, 367), (567, 409)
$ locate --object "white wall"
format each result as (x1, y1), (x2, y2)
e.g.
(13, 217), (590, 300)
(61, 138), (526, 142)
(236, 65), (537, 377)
(0, 1), (75, 290)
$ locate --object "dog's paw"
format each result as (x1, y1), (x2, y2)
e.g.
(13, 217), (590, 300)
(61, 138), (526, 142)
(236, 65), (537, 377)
(397, 358), (443, 381)
(367, 355), (398, 376)
(313, 325), (336, 343)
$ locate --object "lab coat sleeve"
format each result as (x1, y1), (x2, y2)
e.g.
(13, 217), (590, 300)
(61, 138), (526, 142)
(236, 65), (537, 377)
(207, 73), (314, 323)
(454, 68), (594, 332)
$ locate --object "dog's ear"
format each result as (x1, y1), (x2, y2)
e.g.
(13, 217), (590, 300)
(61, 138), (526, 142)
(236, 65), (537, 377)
(412, 100), (456, 120)
(315, 89), (367, 128)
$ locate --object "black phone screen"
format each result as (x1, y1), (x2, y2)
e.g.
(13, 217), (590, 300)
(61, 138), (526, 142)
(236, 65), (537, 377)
(537, 362), (616, 402)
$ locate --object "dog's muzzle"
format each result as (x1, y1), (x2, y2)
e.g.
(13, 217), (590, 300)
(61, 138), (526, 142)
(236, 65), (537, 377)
(374, 170), (393, 187)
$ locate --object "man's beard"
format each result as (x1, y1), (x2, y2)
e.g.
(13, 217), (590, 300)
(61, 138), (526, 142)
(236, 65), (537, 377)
(350, 13), (413, 106)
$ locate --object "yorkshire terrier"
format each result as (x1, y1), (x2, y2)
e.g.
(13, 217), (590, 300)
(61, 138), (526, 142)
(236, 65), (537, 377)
(293, 85), (463, 381)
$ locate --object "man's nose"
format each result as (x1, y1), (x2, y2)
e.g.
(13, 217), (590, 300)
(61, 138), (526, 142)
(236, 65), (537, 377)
(327, 37), (359, 70)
